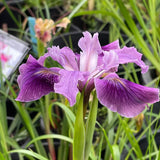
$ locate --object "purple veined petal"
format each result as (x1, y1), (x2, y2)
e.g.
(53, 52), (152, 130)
(94, 73), (159, 118)
(78, 31), (102, 72)
(38, 46), (79, 71)
(102, 40), (120, 51)
(117, 46), (149, 73)
(54, 69), (85, 106)
(16, 55), (60, 102)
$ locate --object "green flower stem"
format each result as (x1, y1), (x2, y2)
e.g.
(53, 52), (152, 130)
(83, 93), (90, 119)
(37, 39), (45, 57)
(73, 90), (85, 160)
(58, 116), (69, 160)
(84, 91), (98, 160)
(43, 94), (56, 160)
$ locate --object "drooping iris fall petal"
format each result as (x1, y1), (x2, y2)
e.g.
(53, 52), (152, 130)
(16, 55), (60, 102)
(95, 73), (159, 117)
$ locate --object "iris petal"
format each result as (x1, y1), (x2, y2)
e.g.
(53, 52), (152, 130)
(16, 55), (60, 102)
(102, 40), (120, 51)
(54, 70), (84, 106)
(39, 46), (79, 71)
(102, 50), (119, 72)
(95, 73), (159, 117)
(116, 46), (149, 73)
(78, 31), (102, 72)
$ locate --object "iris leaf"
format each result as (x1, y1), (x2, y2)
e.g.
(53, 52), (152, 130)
(8, 149), (48, 160)
(73, 91), (85, 160)
(84, 91), (98, 160)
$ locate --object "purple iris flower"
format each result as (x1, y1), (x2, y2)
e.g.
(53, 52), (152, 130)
(16, 31), (159, 117)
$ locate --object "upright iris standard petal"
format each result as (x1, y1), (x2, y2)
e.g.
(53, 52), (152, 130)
(54, 69), (85, 106)
(16, 55), (60, 102)
(39, 46), (79, 71)
(102, 50), (119, 72)
(102, 40), (120, 51)
(38, 46), (60, 65)
(95, 73), (159, 117)
(116, 46), (149, 73)
(78, 32), (102, 72)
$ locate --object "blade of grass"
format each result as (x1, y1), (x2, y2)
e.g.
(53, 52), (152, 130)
(96, 121), (119, 160)
(84, 91), (98, 160)
(8, 149), (48, 160)
(40, 94), (56, 160)
(0, 90), (47, 158)
(6, 137), (24, 160)
(43, 1), (50, 19)
(129, 0), (159, 60)
(104, 110), (114, 160)
(0, 56), (10, 160)
(8, 114), (21, 136)
(0, 121), (10, 160)
(119, 116), (143, 159)
(68, 0), (87, 19)
(0, 152), (7, 160)
(97, 132), (104, 160)
(157, 148), (160, 160)
(58, 115), (70, 160)
(115, 0), (160, 72)
(148, 0), (157, 45)
(2, 0), (21, 28)
(26, 134), (73, 148)
(137, 113), (160, 142)
(48, 101), (75, 133)
(3, 77), (47, 157)
(112, 145), (120, 160)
